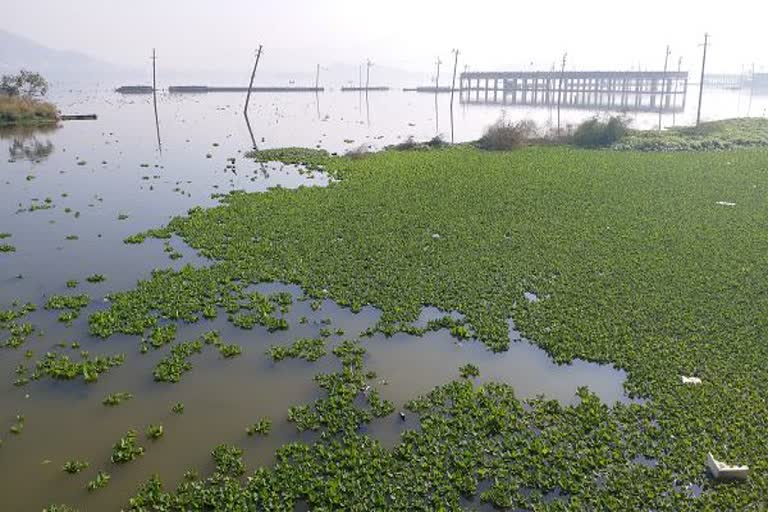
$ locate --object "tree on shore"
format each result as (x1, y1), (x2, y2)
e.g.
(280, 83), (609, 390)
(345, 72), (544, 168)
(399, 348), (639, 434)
(0, 70), (49, 99)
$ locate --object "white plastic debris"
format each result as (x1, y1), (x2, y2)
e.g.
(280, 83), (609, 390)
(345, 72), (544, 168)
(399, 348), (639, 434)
(707, 452), (748, 481)
(715, 201), (736, 207)
(431, 233), (441, 240)
(681, 376), (702, 385)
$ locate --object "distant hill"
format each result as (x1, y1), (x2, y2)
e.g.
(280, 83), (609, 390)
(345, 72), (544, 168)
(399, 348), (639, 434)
(0, 28), (123, 79)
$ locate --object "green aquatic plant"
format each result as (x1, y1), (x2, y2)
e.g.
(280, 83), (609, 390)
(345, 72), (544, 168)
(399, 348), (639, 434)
(148, 324), (176, 348)
(459, 363), (480, 379)
(86, 274), (106, 283)
(44, 294), (90, 324)
(267, 338), (326, 362)
(31, 352), (125, 383)
(64, 235), (79, 241)
(153, 340), (202, 383)
(0, 243), (16, 252)
(62, 460), (89, 474)
(81, 144), (768, 509)
(218, 343), (242, 358)
(65, 280), (78, 288)
(211, 444), (245, 476)
(171, 402), (185, 414)
(117, 213), (129, 220)
(102, 392), (133, 406)
(111, 430), (144, 464)
(146, 424), (164, 440)
(246, 418), (272, 436)
(86, 471), (110, 491)
(0, 233), (11, 239)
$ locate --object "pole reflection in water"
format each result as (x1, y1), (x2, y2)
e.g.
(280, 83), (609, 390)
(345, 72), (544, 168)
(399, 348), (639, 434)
(244, 111), (257, 150)
(153, 93), (162, 153)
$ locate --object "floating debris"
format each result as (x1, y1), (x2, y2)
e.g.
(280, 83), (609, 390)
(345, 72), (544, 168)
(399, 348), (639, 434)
(715, 201), (736, 207)
(707, 452), (748, 481)
(681, 376), (702, 385)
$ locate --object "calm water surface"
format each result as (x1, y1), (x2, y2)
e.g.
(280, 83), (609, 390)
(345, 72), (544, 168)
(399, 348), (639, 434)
(0, 84), (764, 510)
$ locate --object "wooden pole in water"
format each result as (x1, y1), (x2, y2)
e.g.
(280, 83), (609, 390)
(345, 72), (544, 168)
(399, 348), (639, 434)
(366, 59), (372, 91)
(151, 48), (161, 152)
(244, 45), (263, 115)
(659, 45), (670, 131)
(696, 33), (709, 126)
(557, 52), (567, 137)
(315, 63), (320, 91)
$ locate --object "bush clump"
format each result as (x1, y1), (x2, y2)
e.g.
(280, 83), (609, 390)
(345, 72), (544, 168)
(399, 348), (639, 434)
(572, 116), (628, 148)
(475, 118), (536, 151)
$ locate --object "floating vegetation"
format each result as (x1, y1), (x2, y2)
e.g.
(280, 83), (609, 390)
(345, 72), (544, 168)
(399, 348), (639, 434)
(0, 233), (11, 239)
(111, 430), (144, 464)
(171, 402), (185, 414)
(145, 424), (164, 440)
(62, 460), (89, 474)
(459, 363), (480, 379)
(44, 294), (90, 324)
(1, 302), (36, 349)
(102, 392), (133, 406)
(30, 352), (125, 383)
(64, 235), (78, 241)
(117, 213), (129, 220)
(148, 324), (177, 348)
(245, 418), (271, 436)
(86, 471), (110, 491)
(65, 280), (78, 288)
(267, 338), (326, 362)
(0, 243), (16, 252)
(9, 414), (24, 434)
(68, 143), (768, 509)
(153, 340), (202, 383)
(85, 274), (106, 283)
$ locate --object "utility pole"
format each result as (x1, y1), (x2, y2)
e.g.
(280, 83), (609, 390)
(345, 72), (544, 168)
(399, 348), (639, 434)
(748, 62), (755, 116)
(315, 64), (320, 91)
(435, 57), (442, 90)
(450, 49), (459, 103)
(557, 52), (567, 137)
(365, 59), (372, 91)
(673, 56), (682, 125)
(696, 33), (709, 126)
(151, 48), (157, 93)
(659, 45), (670, 131)
(359, 64), (362, 89)
(450, 49), (460, 143)
(244, 45), (263, 114)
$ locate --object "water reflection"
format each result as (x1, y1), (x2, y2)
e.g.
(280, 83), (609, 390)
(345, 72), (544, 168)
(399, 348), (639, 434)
(1, 124), (59, 162)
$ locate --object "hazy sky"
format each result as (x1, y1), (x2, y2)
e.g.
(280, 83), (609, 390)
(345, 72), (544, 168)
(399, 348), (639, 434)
(3, 0), (766, 75)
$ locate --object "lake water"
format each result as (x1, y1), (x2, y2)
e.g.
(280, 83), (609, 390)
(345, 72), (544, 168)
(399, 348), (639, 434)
(0, 84), (764, 510)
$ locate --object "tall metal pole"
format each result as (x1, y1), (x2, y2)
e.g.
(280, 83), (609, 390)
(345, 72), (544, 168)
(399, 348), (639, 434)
(696, 33), (709, 126)
(659, 45), (670, 130)
(244, 45), (263, 115)
(557, 52), (567, 137)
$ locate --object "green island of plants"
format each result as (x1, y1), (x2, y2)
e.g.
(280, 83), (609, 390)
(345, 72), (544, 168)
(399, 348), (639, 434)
(70, 138), (768, 509)
(267, 337), (326, 362)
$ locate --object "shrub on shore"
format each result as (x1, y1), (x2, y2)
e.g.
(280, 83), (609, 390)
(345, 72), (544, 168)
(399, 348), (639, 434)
(475, 118), (536, 150)
(572, 116), (628, 148)
(0, 95), (58, 126)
